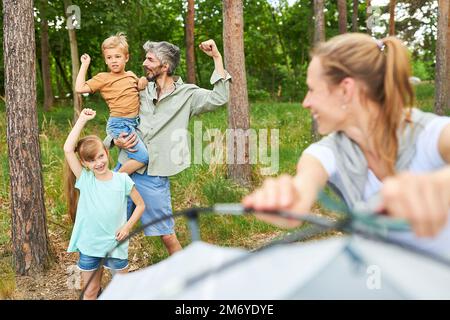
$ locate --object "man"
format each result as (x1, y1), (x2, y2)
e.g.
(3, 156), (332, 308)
(107, 39), (231, 255)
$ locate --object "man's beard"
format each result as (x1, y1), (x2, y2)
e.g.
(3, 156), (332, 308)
(145, 65), (163, 82)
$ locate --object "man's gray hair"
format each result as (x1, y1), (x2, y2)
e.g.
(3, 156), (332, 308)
(143, 41), (180, 75)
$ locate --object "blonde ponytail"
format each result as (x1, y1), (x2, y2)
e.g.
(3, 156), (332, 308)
(375, 36), (414, 174)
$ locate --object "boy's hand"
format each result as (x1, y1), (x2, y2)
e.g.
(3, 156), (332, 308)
(80, 53), (91, 65)
(116, 225), (131, 242)
(78, 108), (96, 122)
(137, 76), (148, 91)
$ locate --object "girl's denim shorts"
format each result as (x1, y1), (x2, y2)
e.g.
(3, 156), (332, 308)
(77, 252), (128, 272)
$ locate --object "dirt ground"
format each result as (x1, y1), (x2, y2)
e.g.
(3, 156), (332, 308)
(6, 228), (285, 300)
(8, 226), (154, 300)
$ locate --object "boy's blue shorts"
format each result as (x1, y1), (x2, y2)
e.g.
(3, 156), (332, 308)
(107, 116), (149, 164)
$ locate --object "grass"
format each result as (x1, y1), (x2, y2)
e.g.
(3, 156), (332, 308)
(0, 255), (15, 299)
(0, 82), (442, 297)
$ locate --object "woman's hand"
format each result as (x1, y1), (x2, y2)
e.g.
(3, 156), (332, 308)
(242, 155), (328, 228)
(380, 170), (450, 237)
(242, 174), (307, 228)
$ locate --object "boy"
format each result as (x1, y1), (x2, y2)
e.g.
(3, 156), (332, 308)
(75, 32), (149, 175)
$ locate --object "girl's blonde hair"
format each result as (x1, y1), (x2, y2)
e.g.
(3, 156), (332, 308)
(312, 33), (414, 175)
(64, 135), (109, 222)
(101, 32), (129, 55)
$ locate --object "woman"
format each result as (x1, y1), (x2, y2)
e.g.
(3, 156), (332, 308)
(243, 33), (450, 256)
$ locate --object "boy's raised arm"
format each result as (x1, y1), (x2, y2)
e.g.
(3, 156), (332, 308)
(75, 54), (93, 94)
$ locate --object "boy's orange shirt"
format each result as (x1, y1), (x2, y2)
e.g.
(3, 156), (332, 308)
(86, 71), (140, 118)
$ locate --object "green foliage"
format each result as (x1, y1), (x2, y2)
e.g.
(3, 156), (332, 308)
(0, 0), (437, 103)
(412, 59), (434, 81)
(414, 82), (436, 113)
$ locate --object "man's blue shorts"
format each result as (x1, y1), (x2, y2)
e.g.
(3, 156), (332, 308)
(114, 164), (175, 236)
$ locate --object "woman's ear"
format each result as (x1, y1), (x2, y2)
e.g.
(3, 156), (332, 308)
(340, 77), (355, 103)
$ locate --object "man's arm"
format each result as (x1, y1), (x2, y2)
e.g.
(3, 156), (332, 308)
(190, 40), (232, 117)
(199, 40), (226, 79)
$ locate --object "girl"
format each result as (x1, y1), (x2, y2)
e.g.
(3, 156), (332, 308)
(64, 108), (145, 300)
(243, 33), (450, 257)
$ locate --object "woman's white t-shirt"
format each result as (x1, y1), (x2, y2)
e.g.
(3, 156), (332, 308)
(303, 116), (450, 257)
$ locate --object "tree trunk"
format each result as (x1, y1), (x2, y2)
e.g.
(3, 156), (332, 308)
(185, 0), (196, 84)
(40, 0), (54, 111)
(389, 0), (396, 36)
(313, 0), (325, 43)
(312, 0), (325, 141)
(338, 0), (347, 34)
(223, 0), (251, 187)
(366, 0), (372, 36)
(64, 0), (82, 122)
(3, 0), (50, 275)
(194, 49), (203, 85)
(352, 0), (359, 32)
(446, 4), (450, 112)
(435, 0), (449, 115)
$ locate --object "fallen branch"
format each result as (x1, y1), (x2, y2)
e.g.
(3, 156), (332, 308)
(48, 218), (71, 231)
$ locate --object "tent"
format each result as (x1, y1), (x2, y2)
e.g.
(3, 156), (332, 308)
(99, 233), (450, 299)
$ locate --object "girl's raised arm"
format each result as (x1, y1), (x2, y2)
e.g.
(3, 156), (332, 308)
(63, 109), (96, 179)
